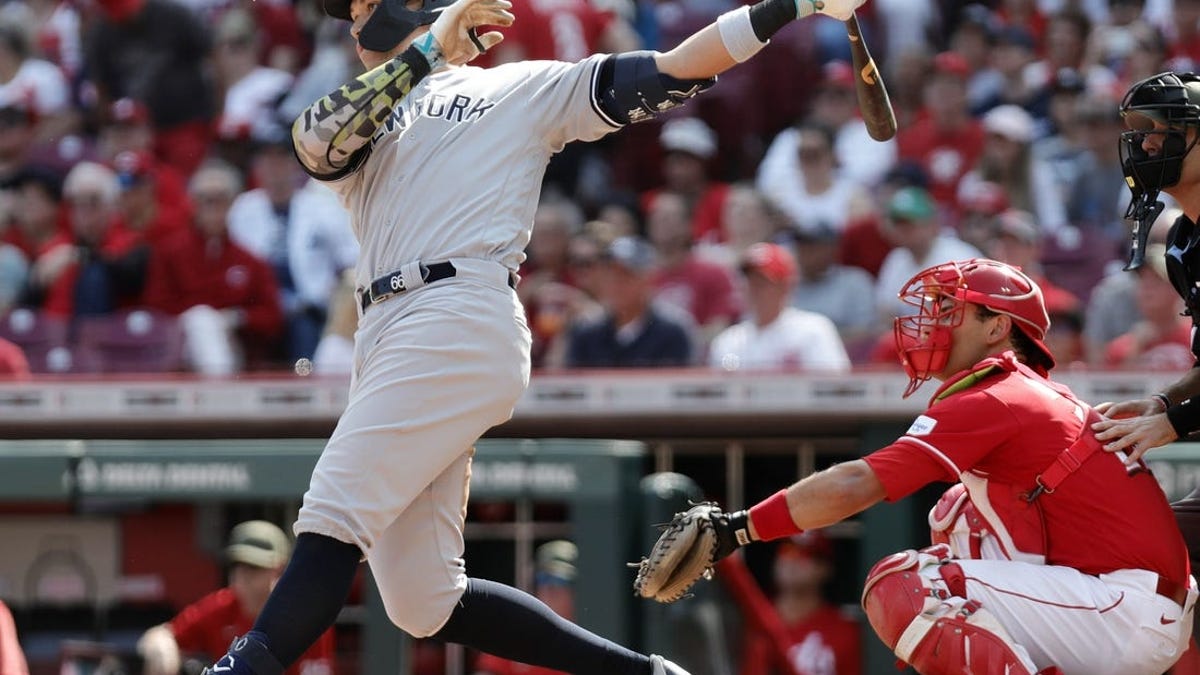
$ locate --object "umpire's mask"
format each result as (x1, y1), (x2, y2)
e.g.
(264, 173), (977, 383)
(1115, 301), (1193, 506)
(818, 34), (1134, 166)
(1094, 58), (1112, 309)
(1119, 72), (1200, 269)
(324, 0), (455, 52)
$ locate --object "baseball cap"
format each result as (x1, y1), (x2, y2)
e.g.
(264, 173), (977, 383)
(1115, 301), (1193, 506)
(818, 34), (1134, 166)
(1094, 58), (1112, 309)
(983, 104), (1036, 143)
(958, 180), (1009, 215)
(932, 51), (970, 79)
(535, 540), (578, 586)
(603, 236), (657, 272)
(994, 209), (1040, 244)
(109, 98), (151, 126)
(888, 187), (936, 222)
(820, 60), (856, 90)
(660, 117), (717, 159)
(225, 520), (290, 569)
(740, 242), (798, 283)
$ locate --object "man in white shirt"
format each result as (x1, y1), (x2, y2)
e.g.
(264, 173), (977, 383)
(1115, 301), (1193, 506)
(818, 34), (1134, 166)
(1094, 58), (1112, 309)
(709, 242), (849, 372)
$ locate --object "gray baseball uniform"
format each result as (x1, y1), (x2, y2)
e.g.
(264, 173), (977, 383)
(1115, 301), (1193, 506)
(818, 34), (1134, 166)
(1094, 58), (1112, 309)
(294, 54), (618, 636)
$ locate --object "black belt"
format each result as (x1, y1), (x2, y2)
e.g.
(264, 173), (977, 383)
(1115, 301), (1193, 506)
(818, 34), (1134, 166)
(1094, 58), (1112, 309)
(359, 261), (516, 311)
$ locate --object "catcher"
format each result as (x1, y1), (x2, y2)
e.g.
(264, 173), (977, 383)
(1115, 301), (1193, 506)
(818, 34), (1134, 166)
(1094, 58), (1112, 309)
(635, 258), (1196, 675)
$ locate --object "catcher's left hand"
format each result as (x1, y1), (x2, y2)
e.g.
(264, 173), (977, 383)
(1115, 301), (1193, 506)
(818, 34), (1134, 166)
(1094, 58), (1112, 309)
(631, 502), (751, 603)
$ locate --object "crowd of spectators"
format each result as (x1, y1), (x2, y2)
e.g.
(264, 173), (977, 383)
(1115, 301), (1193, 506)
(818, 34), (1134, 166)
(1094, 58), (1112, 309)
(0, 0), (1194, 377)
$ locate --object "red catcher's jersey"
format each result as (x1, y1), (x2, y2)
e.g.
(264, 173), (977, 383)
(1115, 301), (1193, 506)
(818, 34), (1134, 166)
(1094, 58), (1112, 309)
(864, 353), (1189, 586)
(169, 588), (335, 675)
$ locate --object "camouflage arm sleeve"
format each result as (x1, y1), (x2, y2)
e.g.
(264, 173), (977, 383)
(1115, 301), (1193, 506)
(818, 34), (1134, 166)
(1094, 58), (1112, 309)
(292, 47), (435, 180)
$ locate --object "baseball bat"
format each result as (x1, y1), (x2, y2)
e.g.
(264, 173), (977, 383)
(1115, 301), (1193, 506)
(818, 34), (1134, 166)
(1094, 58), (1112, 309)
(844, 13), (897, 142)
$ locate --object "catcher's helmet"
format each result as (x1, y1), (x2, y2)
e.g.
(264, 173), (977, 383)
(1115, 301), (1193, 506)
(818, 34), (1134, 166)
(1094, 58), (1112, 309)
(1119, 72), (1200, 269)
(324, 0), (455, 52)
(893, 259), (1052, 398)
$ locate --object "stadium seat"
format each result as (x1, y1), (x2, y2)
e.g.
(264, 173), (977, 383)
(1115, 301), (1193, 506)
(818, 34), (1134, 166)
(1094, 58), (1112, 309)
(74, 310), (185, 374)
(0, 308), (76, 374)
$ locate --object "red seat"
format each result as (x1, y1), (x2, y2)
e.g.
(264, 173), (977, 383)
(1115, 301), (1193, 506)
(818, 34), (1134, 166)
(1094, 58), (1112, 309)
(74, 310), (185, 374)
(0, 309), (75, 374)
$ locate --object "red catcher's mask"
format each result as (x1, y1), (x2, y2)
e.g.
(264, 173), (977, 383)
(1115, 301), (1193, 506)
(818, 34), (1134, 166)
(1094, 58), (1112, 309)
(893, 259), (1053, 398)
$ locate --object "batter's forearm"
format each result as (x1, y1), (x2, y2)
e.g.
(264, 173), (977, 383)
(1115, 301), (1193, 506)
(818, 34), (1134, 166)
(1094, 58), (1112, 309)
(292, 47), (434, 178)
(656, 0), (797, 79)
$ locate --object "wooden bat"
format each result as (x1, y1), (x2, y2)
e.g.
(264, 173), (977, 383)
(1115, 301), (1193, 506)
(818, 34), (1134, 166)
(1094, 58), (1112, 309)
(844, 13), (897, 142)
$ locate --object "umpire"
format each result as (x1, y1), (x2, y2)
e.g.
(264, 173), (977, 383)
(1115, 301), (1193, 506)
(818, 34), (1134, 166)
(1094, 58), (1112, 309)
(1093, 71), (1200, 645)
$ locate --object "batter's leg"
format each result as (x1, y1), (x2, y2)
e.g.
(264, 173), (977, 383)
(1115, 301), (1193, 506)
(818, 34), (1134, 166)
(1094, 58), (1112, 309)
(1173, 487), (1200, 643)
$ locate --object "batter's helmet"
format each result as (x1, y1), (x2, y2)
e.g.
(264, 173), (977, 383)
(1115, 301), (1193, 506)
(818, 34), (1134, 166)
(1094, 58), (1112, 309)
(1119, 71), (1200, 269)
(894, 259), (1053, 398)
(324, 0), (456, 52)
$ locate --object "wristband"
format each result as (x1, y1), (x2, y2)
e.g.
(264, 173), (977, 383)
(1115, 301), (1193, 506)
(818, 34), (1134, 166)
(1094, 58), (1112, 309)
(717, 7), (767, 63)
(411, 31), (447, 71)
(1154, 393), (1172, 412)
(748, 488), (802, 542)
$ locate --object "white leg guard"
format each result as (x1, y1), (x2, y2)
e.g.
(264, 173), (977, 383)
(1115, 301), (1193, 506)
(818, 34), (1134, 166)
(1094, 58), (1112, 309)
(862, 547), (1041, 675)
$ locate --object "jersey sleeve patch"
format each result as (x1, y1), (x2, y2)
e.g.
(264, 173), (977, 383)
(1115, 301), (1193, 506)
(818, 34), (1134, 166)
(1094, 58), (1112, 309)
(906, 414), (938, 436)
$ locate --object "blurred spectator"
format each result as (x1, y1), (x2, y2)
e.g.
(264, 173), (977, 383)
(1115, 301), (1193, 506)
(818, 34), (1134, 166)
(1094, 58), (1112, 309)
(1068, 94), (1130, 242)
(0, 17), (75, 143)
(709, 242), (849, 372)
(228, 135), (357, 364)
(472, 540), (579, 675)
(17, 0), (84, 79)
(142, 161), (282, 375)
(1031, 69), (1090, 221)
(276, 22), (359, 127)
(1114, 22), (1170, 93)
(24, 162), (145, 318)
(994, 0), (1046, 44)
(885, 46), (933, 129)
(952, 5), (1003, 113)
(983, 208), (1080, 313)
(642, 117), (730, 244)
(1081, 206), (1177, 364)
(0, 104), (35, 181)
(1025, 9), (1116, 97)
(136, 521), (334, 675)
(756, 121), (869, 237)
(98, 99), (192, 235)
(896, 52), (986, 213)
(1104, 244), (1194, 370)
(970, 25), (1040, 114)
(1084, 0), (1153, 75)
(0, 336), (30, 380)
(0, 242), (26, 314)
(872, 0), (938, 65)
(955, 179), (1009, 252)
(646, 190), (740, 349)
(2, 164), (62, 262)
(790, 226), (878, 356)
(874, 186), (980, 321)
(758, 62), (897, 194)
(1166, 0), (1200, 67)
(696, 184), (782, 270)
(959, 105), (1073, 245)
(518, 195), (590, 368)
(835, 162), (925, 278)
(485, 0), (639, 65)
(312, 270), (357, 376)
(211, 8), (294, 168)
(565, 236), (691, 368)
(112, 150), (189, 246)
(0, 599), (27, 675)
(737, 532), (860, 675)
(85, 0), (215, 177)
(1044, 291), (1085, 369)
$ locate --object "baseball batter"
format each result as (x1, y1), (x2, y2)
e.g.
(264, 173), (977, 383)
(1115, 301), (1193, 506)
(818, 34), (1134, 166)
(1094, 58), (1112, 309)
(197, 0), (868, 673)
(653, 259), (1195, 674)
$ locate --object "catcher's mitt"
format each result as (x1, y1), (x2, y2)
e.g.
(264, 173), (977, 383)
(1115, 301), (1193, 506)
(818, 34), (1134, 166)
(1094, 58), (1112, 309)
(631, 502), (748, 603)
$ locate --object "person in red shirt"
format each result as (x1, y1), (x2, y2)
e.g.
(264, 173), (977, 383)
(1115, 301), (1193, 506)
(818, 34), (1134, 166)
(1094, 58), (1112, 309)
(655, 258), (1195, 674)
(738, 531), (860, 675)
(141, 161), (283, 374)
(895, 52), (986, 217)
(138, 521), (334, 675)
(641, 118), (732, 246)
(472, 541), (579, 675)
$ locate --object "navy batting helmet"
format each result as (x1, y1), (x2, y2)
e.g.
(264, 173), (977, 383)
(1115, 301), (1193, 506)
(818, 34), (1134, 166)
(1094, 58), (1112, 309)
(324, 0), (456, 52)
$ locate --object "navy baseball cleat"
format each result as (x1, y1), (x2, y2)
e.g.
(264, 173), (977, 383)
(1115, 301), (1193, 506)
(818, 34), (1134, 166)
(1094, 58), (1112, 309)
(650, 654), (691, 675)
(201, 635), (283, 675)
